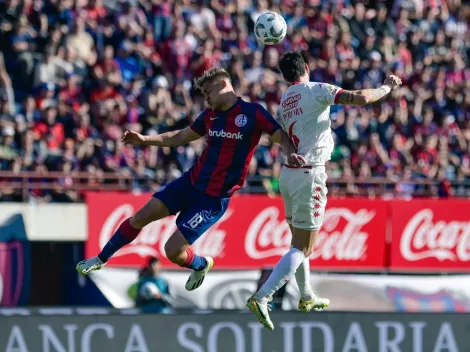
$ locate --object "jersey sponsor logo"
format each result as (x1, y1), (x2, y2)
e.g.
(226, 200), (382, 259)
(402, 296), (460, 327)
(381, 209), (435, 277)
(235, 114), (247, 127)
(210, 116), (220, 121)
(283, 107), (303, 121)
(208, 129), (243, 140)
(282, 94), (301, 110)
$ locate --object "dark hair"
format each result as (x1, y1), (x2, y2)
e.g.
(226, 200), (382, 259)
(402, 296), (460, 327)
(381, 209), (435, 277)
(148, 257), (160, 266)
(278, 52), (307, 83)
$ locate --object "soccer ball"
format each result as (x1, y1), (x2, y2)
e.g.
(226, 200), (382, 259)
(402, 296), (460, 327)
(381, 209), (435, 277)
(139, 282), (159, 300)
(254, 11), (287, 45)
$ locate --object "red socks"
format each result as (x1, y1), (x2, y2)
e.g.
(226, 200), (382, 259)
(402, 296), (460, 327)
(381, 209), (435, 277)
(119, 218), (141, 242)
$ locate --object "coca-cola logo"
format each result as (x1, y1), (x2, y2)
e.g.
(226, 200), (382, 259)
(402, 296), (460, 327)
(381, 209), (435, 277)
(245, 207), (375, 261)
(245, 207), (291, 259)
(400, 209), (470, 262)
(99, 204), (232, 259)
(314, 209), (374, 261)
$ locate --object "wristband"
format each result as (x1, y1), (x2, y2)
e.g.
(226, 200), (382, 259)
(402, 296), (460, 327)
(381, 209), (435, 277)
(381, 85), (392, 94)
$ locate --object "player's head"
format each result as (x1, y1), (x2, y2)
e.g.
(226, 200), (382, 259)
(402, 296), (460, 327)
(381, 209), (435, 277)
(194, 67), (235, 110)
(278, 52), (310, 84)
(147, 257), (161, 275)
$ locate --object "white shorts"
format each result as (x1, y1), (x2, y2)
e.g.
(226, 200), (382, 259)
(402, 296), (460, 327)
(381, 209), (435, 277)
(279, 165), (328, 230)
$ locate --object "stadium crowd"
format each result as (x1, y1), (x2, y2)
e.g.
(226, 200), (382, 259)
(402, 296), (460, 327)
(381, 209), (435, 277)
(0, 0), (468, 202)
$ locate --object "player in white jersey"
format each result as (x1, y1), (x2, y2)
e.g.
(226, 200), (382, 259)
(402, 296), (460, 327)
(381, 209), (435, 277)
(247, 52), (402, 330)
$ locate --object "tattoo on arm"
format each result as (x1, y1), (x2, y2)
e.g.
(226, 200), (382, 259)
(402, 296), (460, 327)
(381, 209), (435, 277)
(338, 91), (354, 104)
(359, 86), (390, 103)
(336, 86), (390, 106)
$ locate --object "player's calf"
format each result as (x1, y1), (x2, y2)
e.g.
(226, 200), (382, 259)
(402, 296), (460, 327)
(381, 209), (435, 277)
(76, 217), (142, 275)
(76, 198), (169, 275)
(97, 198), (168, 263)
(164, 231), (192, 266)
(164, 231), (208, 270)
(164, 230), (213, 291)
(291, 228), (330, 312)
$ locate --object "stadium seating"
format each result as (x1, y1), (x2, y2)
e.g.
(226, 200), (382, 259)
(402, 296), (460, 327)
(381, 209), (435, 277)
(0, 0), (468, 201)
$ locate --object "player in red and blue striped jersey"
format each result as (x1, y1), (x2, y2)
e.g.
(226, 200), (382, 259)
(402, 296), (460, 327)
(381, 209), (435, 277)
(76, 67), (305, 292)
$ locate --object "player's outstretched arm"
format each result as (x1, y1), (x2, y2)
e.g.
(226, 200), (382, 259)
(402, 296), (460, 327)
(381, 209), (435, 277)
(121, 127), (203, 147)
(271, 129), (306, 166)
(336, 75), (402, 106)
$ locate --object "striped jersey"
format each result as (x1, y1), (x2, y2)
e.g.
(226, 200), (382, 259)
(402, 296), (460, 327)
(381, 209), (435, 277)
(189, 98), (280, 197)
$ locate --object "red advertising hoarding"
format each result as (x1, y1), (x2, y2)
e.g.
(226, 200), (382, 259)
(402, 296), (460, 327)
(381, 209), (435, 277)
(389, 199), (470, 271)
(86, 193), (387, 270)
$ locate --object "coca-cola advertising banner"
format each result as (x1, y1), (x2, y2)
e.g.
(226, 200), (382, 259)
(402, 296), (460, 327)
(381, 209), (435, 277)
(390, 200), (470, 271)
(86, 193), (387, 270)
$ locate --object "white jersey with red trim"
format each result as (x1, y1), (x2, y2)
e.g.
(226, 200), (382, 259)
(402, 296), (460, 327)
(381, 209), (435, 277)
(276, 81), (343, 165)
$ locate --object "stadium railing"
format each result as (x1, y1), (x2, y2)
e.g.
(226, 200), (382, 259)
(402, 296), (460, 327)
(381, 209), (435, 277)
(0, 171), (468, 199)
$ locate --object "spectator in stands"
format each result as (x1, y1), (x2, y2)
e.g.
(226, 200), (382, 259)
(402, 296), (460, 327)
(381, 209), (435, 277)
(0, 0), (467, 201)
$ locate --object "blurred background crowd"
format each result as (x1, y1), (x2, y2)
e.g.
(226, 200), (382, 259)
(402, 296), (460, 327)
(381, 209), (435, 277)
(0, 0), (468, 202)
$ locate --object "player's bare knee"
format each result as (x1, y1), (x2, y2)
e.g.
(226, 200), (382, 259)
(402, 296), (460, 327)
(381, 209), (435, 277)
(130, 210), (152, 229)
(303, 247), (313, 257)
(291, 227), (318, 257)
(291, 243), (312, 257)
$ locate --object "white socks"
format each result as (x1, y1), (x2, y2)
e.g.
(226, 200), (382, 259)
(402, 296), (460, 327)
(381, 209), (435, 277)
(295, 254), (314, 301)
(256, 248), (306, 303)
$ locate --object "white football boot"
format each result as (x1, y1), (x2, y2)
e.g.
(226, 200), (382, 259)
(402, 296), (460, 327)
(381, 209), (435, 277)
(185, 257), (214, 291)
(76, 256), (105, 275)
(298, 293), (330, 312)
(246, 295), (274, 331)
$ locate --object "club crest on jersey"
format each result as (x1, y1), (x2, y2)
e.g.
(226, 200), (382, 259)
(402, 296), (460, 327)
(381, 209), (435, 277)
(325, 84), (339, 95)
(235, 114), (247, 127)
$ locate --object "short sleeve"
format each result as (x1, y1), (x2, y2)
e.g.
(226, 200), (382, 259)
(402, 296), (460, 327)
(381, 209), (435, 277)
(310, 83), (343, 106)
(255, 104), (281, 135)
(274, 107), (285, 130)
(190, 110), (208, 136)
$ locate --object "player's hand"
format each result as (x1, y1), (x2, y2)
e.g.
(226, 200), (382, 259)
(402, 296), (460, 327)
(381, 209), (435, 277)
(384, 75), (402, 90)
(122, 131), (146, 145)
(287, 153), (307, 167)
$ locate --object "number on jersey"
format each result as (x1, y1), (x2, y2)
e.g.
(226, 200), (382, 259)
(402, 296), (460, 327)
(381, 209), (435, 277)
(288, 121), (300, 151)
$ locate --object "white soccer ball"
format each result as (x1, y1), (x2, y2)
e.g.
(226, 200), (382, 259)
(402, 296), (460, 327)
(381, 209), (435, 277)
(139, 282), (160, 300)
(254, 11), (287, 45)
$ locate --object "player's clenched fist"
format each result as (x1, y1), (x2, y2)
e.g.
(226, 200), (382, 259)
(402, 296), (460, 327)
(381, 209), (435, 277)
(122, 130), (146, 145)
(384, 75), (402, 89)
